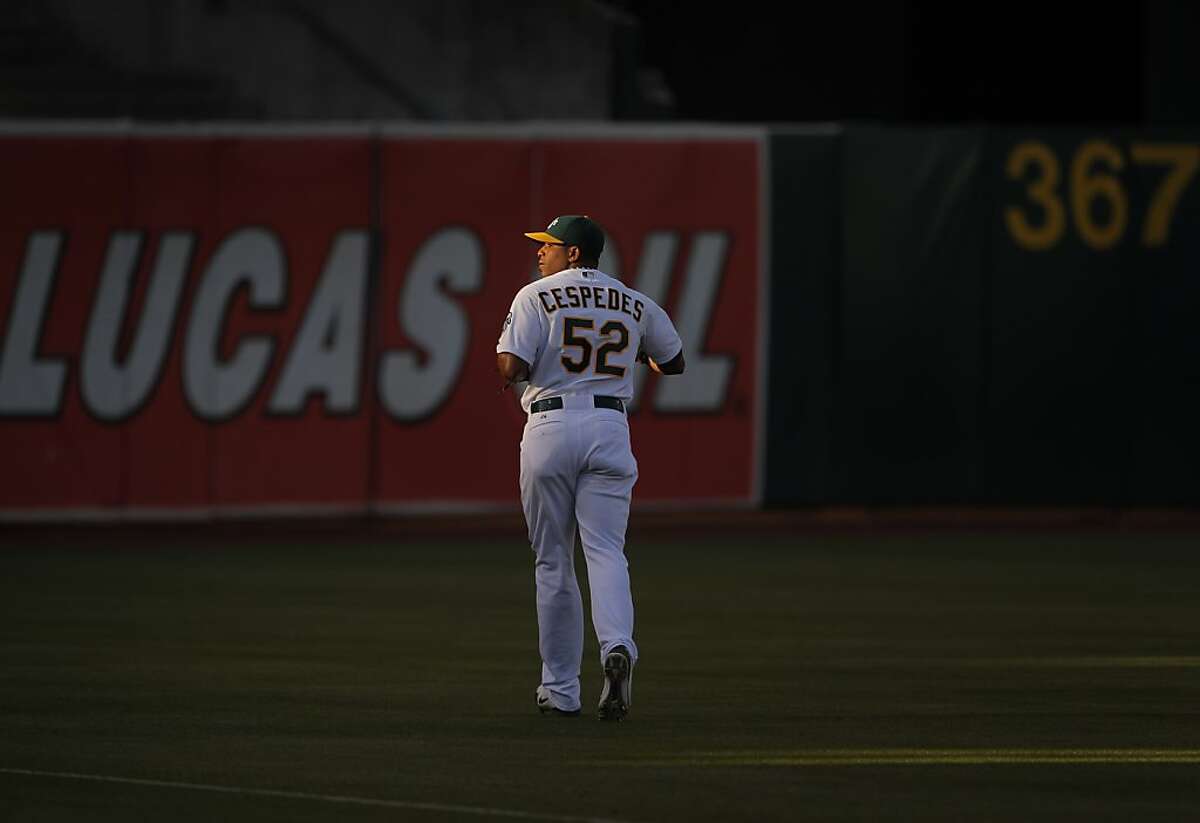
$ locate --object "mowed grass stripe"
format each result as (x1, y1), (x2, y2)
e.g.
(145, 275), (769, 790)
(960, 656), (1200, 669)
(818, 655), (1200, 669)
(599, 749), (1200, 767)
(0, 767), (637, 823)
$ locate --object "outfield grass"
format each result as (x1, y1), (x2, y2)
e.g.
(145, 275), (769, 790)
(3, 529), (1199, 821)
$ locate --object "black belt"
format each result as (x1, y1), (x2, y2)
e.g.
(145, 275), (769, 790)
(530, 395), (625, 415)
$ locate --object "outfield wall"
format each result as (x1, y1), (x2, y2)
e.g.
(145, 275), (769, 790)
(0, 125), (765, 518)
(3, 123), (1198, 519)
(768, 128), (1200, 506)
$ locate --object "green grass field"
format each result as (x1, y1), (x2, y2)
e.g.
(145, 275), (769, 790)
(3, 526), (1199, 821)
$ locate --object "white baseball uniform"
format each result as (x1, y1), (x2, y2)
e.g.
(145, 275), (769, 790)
(497, 266), (682, 712)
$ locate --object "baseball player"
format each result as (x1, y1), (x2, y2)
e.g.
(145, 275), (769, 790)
(496, 215), (685, 720)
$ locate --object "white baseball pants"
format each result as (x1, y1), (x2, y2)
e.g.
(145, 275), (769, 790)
(520, 396), (639, 713)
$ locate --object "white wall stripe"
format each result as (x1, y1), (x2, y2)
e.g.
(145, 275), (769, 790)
(0, 119), (786, 141)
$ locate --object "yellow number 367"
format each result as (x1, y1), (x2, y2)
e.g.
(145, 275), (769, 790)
(1005, 139), (1198, 251)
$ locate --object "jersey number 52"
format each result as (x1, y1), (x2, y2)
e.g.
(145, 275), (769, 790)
(561, 317), (630, 377)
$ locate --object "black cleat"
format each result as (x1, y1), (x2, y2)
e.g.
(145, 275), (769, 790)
(597, 646), (632, 721)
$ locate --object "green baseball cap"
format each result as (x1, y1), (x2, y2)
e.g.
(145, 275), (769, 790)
(524, 215), (605, 259)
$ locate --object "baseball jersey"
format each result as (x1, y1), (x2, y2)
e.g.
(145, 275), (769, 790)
(497, 267), (682, 413)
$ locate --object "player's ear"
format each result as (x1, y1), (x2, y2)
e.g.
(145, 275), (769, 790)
(566, 245), (580, 264)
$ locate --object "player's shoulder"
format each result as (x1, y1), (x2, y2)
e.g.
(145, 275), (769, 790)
(610, 277), (666, 317)
(516, 268), (579, 292)
(588, 270), (651, 302)
(511, 276), (548, 303)
(516, 269), (589, 300)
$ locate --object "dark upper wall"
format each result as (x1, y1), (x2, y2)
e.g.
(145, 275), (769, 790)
(0, 0), (625, 120)
(614, 1), (1199, 126)
(8, 2), (1198, 126)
